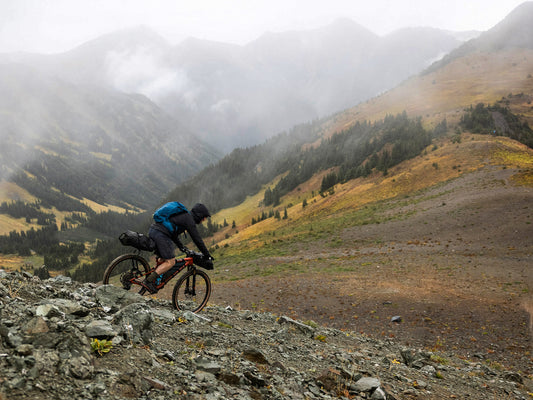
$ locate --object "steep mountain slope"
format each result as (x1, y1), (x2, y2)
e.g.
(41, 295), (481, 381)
(426, 1), (533, 73)
(332, 48), (533, 132)
(4, 21), (462, 151)
(327, 0), (533, 137)
(0, 62), (219, 211)
(141, 2), (533, 372)
(204, 133), (532, 373)
(1, 272), (530, 400)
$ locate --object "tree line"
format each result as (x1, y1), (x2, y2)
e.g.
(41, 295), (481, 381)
(460, 101), (533, 148)
(264, 112), (436, 204)
(149, 112), (443, 234)
(0, 200), (55, 225)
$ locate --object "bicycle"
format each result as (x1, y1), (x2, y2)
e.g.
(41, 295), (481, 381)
(103, 246), (212, 313)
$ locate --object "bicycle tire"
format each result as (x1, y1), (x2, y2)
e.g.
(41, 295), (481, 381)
(172, 269), (211, 313)
(103, 254), (150, 295)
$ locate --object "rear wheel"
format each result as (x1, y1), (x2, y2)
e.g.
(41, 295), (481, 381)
(103, 254), (150, 294)
(172, 269), (211, 313)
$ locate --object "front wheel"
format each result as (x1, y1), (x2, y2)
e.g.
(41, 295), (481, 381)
(172, 269), (211, 313)
(103, 254), (150, 294)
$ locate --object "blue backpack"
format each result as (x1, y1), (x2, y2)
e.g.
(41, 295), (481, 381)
(153, 202), (188, 233)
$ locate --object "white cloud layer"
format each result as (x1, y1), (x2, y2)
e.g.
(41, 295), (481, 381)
(0, 0), (528, 54)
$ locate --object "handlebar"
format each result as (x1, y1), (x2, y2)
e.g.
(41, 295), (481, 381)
(181, 247), (214, 270)
(182, 247), (214, 260)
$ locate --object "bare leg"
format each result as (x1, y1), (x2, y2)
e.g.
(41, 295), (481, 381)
(146, 258), (175, 282)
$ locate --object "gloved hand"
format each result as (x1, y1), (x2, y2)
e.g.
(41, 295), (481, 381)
(203, 256), (214, 270)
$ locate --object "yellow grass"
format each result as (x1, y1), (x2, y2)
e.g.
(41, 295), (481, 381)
(215, 134), (533, 247)
(0, 254), (44, 272)
(0, 180), (36, 203)
(327, 49), (533, 137)
(0, 179), (141, 235)
(0, 214), (35, 234)
(78, 197), (139, 214)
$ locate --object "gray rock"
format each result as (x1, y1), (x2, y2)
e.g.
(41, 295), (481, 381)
(95, 285), (145, 313)
(352, 377), (381, 392)
(391, 315), (402, 323)
(15, 344), (33, 356)
(400, 348), (429, 368)
(112, 303), (153, 344)
(84, 320), (117, 338)
(371, 387), (387, 400)
(42, 299), (90, 317)
(242, 348), (269, 364)
(49, 275), (72, 284)
(35, 304), (63, 318)
(277, 315), (315, 335)
(181, 310), (211, 322)
(0, 271), (530, 400)
(63, 356), (93, 379)
(152, 308), (177, 324)
(420, 364), (437, 377)
(194, 357), (222, 374)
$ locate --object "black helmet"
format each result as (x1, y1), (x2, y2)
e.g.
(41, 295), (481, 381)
(191, 203), (211, 224)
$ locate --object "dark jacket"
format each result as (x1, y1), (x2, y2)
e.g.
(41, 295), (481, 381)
(151, 212), (210, 257)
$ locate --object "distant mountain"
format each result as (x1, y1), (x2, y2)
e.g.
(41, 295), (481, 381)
(426, 1), (533, 73)
(0, 62), (219, 210)
(3, 20), (463, 151)
(3, 26), (172, 88)
(158, 2), (533, 216)
(161, 20), (462, 150)
(476, 1), (533, 50)
(445, 30), (481, 42)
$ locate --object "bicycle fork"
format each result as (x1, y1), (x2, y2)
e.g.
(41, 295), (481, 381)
(185, 274), (197, 296)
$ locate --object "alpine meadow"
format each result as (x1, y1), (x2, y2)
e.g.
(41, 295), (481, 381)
(1, 2), (533, 399)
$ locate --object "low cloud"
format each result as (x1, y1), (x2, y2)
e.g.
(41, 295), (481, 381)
(104, 47), (188, 100)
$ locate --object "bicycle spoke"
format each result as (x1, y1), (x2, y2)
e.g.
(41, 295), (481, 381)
(172, 269), (211, 313)
(103, 254), (150, 292)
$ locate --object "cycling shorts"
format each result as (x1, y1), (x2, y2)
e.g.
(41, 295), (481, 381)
(148, 227), (175, 260)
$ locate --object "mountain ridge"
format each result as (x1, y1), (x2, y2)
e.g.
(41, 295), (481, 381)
(0, 61), (220, 211)
(1, 18), (464, 151)
(424, 1), (533, 74)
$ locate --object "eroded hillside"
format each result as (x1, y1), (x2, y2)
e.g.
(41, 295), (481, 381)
(178, 133), (533, 374)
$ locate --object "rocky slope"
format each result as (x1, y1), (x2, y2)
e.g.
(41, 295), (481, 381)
(1, 270), (531, 400)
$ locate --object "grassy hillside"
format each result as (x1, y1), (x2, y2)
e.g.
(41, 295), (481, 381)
(208, 133), (532, 270)
(327, 49), (533, 135)
(0, 180), (134, 236)
(192, 132), (532, 371)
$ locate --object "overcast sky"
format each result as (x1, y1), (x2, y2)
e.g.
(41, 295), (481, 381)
(0, 0), (528, 54)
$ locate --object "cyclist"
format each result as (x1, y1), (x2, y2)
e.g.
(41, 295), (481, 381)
(142, 203), (213, 294)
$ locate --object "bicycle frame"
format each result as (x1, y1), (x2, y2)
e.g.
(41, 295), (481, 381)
(152, 256), (195, 291)
(121, 255), (195, 291)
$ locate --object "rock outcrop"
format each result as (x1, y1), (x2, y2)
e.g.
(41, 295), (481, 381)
(0, 270), (530, 399)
